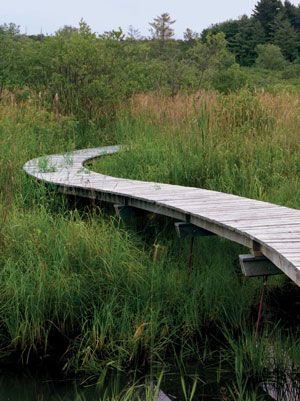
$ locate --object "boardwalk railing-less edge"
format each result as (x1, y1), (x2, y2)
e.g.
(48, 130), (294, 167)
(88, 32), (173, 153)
(24, 146), (300, 287)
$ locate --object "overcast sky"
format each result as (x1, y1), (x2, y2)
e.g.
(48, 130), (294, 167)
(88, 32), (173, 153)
(2, 0), (300, 37)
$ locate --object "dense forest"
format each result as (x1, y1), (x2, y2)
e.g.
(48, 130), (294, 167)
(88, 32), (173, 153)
(1, 0), (300, 124)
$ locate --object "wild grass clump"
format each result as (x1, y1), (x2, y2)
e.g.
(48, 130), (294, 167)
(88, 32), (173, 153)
(0, 94), (110, 209)
(0, 204), (262, 377)
(0, 207), (145, 364)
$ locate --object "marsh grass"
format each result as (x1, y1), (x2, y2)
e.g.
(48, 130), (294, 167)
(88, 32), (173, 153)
(0, 90), (299, 400)
(94, 90), (300, 208)
(91, 89), (300, 398)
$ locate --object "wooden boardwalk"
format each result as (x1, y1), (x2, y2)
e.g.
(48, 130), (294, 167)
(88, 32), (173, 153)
(24, 146), (300, 287)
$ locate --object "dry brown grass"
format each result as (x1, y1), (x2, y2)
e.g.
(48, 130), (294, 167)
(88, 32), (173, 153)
(129, 91), (217, 128)
(127, 90), (300, 146)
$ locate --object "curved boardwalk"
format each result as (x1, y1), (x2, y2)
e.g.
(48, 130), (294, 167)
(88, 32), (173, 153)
(24, 146), (300, 287)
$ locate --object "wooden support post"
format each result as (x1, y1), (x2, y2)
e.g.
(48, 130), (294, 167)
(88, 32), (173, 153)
(239, 254), (282, 337)
(187, 237), (194, 269)
(175, 222), (215, 269)
(255, 275), (268, 338)
(251, 240), (264, 257)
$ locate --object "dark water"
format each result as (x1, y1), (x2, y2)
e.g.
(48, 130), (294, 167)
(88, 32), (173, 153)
(2, 369), (297, 401)
(5, 363), (299, 401)
(0, 368), (228, 401)
(0, 374), (97, 401)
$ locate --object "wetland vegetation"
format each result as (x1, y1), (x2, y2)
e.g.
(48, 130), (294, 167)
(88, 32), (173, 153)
(0, 1), (300, 399)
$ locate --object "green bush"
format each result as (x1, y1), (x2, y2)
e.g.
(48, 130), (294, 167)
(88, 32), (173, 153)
(255, 44), (287, 71)
(212, 63), (247, 93)
(281, 63), (300, 79)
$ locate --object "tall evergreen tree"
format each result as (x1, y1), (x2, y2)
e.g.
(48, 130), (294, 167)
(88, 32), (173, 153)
(234, 17), (266, 65)
(127, 26), (142, 41)
(283, 1), (300, 32)
(271, 12), (299, 60)
(253, 0), (283, 38)
(149, 13), (175, 43)
(201, 16), (266, 66)
(201, 19), (241, 51)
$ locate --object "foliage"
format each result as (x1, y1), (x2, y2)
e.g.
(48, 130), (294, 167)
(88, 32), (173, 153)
(256, 43), (287, 70)
(212, 63), (247, 93)
(2, 3), (300, 120)
(253, 0), (283, 38)
(187, 33), (235, 87)
(93, 90), (300, 208)
(271, 12), (299, 60)
(202, 16), (265, 66)
(203, 1), (300, 66)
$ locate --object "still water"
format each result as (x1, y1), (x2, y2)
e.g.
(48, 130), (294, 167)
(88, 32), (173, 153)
(0, 368), (226, 401)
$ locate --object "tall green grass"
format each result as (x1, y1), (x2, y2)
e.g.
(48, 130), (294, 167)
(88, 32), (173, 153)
(0, 91), (299, 400)
(91, 89), (300, 398)
(93, 90), (300, 208)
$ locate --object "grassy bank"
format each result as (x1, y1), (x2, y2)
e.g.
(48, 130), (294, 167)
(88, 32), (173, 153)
(0, 90), (299, 400)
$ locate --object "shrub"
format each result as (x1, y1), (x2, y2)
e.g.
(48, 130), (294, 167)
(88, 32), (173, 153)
(255, 44), (287, 70)
(212, 64), (247, 93)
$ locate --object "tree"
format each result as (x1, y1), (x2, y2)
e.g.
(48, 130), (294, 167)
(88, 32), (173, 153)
(149, 13), (175, 43)
(102, 27), (125, 41)
(183, 28), (199, 42)
(187, 33), (235, 87)
(256, 43), (287, 69)
(56, 25), (79, 37)
(271, 12), (298, 60)
(233, 17), (266, 65)
(201, 19), (241, 51)
(253, 0), (283, 38)
(0, 22), (20, 36)
(200, 17), (261, 65)
(127, 25), (142, 41)
(78, 19), (95, 37)
(283, 1), (300, 32)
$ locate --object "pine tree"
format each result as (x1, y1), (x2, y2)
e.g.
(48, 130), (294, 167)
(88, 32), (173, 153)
(127, 26), (142, 41)
(149, 13), (175, 43)
(253, 0), (283, 38)
(234, 17), (266, 65)
(271, 13), (299, 60)
(283, 1), (300, 35)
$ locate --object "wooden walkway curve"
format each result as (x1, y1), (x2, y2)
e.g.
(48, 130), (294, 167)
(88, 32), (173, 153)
(24, 146), (300, 287)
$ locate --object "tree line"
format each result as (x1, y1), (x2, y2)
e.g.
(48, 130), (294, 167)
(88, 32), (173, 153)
(203, 0), (300, 65)
(1, 0), (299, 123)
